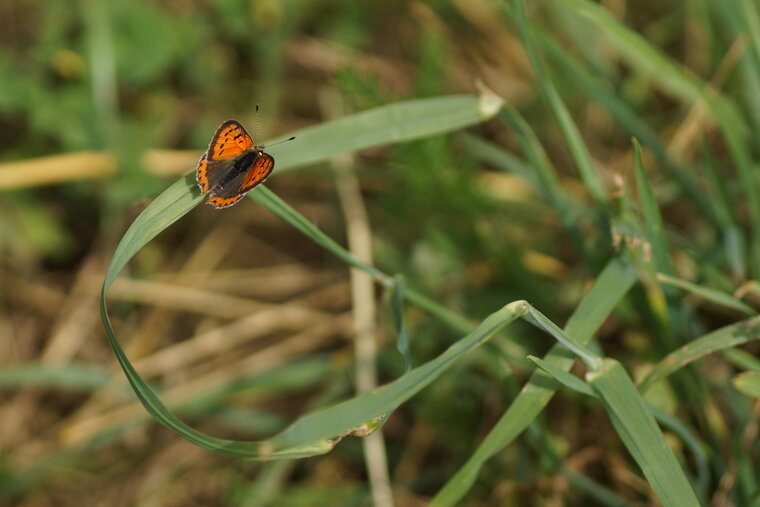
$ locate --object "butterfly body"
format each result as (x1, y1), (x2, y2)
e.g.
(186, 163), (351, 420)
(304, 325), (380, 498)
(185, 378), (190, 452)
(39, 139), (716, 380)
(196, 120), (275, 209)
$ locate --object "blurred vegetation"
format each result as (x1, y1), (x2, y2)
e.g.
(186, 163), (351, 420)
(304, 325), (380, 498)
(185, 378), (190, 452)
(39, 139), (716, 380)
(3, 0), (760, 505)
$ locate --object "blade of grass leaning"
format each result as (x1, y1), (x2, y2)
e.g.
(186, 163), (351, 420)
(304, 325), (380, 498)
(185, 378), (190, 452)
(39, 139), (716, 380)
(656, 273), (756, 316)
(432, 256), (637, 506)
(513, 0), (608, 210)
(587, 359), (700, 506)
(639, 315), (760, 392)
(557, 0), (760, 275)
(101, 93), (507, 458)
(250, 185), (473, 333)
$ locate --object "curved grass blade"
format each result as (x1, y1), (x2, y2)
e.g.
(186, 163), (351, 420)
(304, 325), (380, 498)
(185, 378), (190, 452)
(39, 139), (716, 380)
(587, 359), (700, 506)
(639, 315), (760, 392)
(101, 94), (506, 459)
(102, 286), (521, 458)
(432, 257), (636, 506)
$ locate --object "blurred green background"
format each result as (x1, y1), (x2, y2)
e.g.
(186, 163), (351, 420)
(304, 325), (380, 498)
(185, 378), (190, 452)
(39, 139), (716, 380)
(3, 0), (760, 505)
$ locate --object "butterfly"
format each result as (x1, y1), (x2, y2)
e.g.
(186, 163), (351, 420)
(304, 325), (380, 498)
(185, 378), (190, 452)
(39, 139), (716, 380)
(195, 118), (293, 208)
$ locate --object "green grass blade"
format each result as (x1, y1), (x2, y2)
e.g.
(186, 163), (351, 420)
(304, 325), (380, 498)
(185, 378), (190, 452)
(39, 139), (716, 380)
(587, 359), (700, 506)
(432, 256), (636, 506)
(524, 306), (601, 369)
(250, 186), (387, 282)
(272, 94), (503, 172)
(104, 172), (202, 289)
(639, 316), (760, 392)
(514, 0), (608, 210)
(656, 273), (756, 316)
(251, 185), (472, 333)
(527, 355), (596, 397)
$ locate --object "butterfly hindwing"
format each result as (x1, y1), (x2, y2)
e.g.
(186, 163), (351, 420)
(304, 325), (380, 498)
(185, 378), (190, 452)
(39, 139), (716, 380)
(206, 194), (246, 209)
(207, 120), (254, 161)
(241, 153), (275, 193)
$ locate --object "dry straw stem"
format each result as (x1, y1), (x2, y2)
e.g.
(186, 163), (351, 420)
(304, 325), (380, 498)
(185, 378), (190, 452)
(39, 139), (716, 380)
(0, 151), (116, 189)
(326, 87), (395, 507)
(668, 35), (746, 163)
(0, 149), (199, 189)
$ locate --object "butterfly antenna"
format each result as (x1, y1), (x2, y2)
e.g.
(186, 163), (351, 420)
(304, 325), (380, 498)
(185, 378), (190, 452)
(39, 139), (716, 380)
(254, 103), (260, 145)
(264, 136), (296, 149)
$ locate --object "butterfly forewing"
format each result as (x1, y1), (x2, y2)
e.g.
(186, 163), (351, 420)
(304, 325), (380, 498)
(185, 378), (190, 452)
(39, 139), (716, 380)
(207, 120), (254, 161)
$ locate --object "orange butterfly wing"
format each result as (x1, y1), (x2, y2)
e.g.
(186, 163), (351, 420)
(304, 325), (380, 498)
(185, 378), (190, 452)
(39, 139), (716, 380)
(207, 194), (246, 208)
(196, 156), (210, 193)
(207, 120), (254, 161)
(241, 153), (275, 193)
